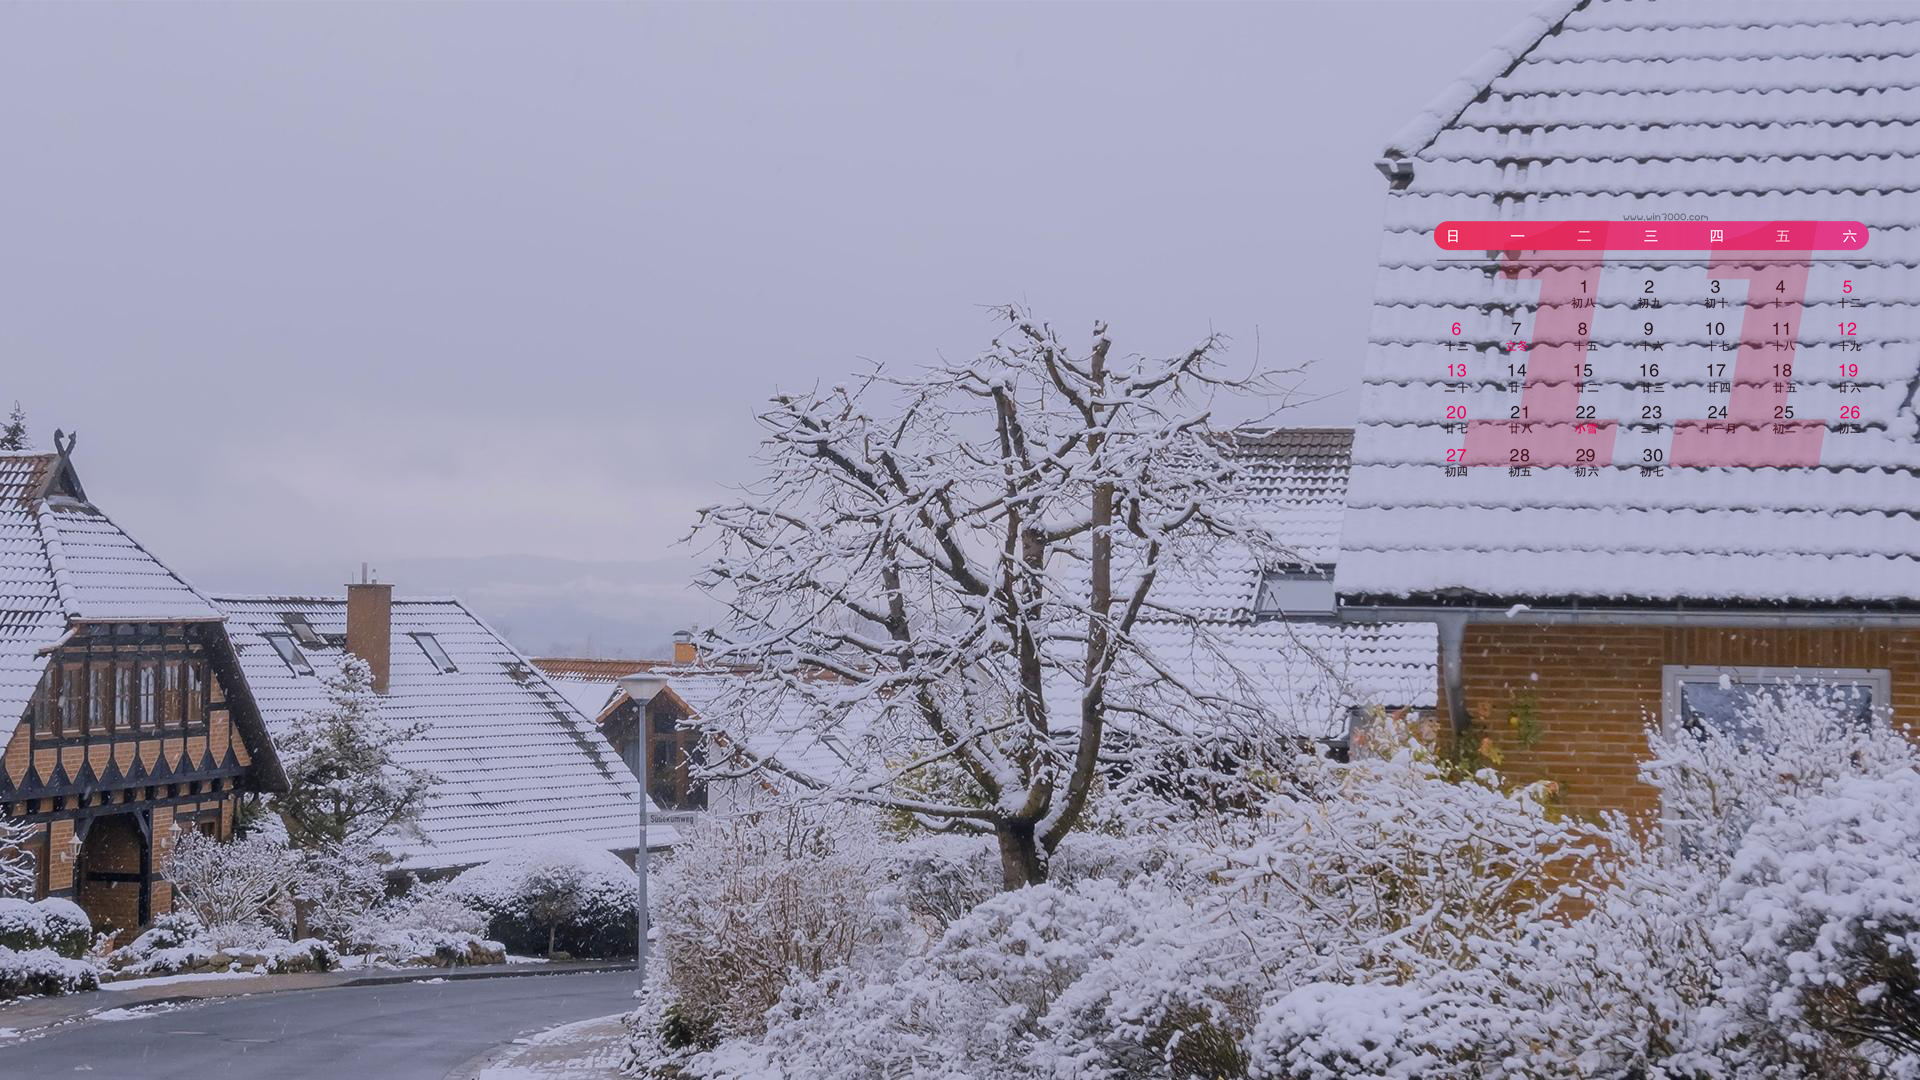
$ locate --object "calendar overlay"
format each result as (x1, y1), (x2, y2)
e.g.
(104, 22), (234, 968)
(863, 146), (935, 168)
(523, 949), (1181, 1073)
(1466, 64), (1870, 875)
(1433, 220), (1870, 471)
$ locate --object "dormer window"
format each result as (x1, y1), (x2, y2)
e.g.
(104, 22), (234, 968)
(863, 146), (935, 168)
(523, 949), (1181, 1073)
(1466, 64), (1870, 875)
(281, 612), (326, 648)
(412, 633), (457, 673)
(1253, 564), (1337, 617)
(264, 633), (314, 675)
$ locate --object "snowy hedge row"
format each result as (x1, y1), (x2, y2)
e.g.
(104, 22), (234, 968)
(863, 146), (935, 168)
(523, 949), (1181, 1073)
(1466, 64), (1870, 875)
(0, 897), (99, 998)
(449, 838), (639, 959)
(626, 689), (1920, 1079)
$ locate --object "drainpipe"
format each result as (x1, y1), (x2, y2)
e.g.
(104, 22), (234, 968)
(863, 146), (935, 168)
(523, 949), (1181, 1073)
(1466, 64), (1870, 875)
(1436, 612), (1469, 739)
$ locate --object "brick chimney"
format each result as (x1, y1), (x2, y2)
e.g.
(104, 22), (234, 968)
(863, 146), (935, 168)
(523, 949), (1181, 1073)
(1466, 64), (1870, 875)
(346, 566), (393, 694)
(672, 629), (697, 666)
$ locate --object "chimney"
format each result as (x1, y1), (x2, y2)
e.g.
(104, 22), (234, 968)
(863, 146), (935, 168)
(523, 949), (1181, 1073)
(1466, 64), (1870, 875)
(671, 629), (697, 666)
(346, 564), (393, 694)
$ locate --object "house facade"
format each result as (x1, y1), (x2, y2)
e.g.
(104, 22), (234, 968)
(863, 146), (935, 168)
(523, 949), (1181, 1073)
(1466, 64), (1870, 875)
(1339, 0), (1920, 815)
(1, 440), (285, 935)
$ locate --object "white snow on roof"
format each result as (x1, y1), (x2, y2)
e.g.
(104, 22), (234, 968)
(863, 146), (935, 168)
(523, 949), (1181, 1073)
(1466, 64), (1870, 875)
(215, 596), (669, 869)
(1, 453), (225, 745)
(1345, 0), (1920, 604)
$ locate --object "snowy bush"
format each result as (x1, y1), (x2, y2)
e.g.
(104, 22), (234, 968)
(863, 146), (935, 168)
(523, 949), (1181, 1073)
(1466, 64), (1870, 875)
(1245, 982), (1476, 1080)
(108, 911), (338, 978)
(0, 945), (99, 998)
(650, 803), (900, 1046)
(1710, 767), (1920, 1074)
(0, 816), (36, 900)
(348, 881), (503, 966)
(451, 838), (638, 958)
(627, 688), (1920, 1080)
(0, 897), (91, 959)
(166, 829), (294, 929)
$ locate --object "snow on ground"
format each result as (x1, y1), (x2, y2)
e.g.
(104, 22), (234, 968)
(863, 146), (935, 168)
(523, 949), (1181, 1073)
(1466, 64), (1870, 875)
(98, 971), (266, 992)
(464, 1012), (629, 1079)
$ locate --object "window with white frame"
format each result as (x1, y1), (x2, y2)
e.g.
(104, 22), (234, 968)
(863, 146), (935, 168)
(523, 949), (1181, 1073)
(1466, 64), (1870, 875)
(1253, 564), (1336, 617)
(1662, 665), (1890, 742)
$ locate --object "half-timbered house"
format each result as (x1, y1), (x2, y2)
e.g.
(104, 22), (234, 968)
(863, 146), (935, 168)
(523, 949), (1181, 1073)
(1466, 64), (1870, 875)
(1, 437), (285, 935)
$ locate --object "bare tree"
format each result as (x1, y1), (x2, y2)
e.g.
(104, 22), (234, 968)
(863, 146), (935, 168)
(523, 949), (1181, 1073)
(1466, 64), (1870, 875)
(695, 307), (1302, 889)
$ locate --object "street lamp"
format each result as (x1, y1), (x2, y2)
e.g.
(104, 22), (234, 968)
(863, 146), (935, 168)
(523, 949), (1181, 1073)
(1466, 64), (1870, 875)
(617, 675), (670, 995)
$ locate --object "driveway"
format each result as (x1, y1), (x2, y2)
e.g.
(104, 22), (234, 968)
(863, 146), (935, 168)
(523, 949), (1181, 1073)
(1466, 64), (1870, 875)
(0, 969), (637, 1080)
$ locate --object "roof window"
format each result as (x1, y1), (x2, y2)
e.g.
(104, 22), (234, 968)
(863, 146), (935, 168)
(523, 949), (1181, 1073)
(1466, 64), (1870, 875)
(281, 612), (327, 648)
(264, 633), (315, 675)
(412, 633), (458, 673)
(1253, 564), (1337, 617)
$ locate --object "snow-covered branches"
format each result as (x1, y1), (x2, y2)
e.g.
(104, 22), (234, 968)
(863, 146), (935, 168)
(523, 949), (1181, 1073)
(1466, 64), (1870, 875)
(0, 817), (35, 900)
(272, 655), (437, 850)
(694, 308), (1303, 888)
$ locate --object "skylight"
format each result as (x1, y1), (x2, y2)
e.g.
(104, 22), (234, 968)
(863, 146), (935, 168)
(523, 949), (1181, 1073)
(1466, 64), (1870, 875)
(1253, 564), (1337, 617)
(412, 633), (458, 673)
(281, 612), (326, 648)
(264, 633), (314, 675)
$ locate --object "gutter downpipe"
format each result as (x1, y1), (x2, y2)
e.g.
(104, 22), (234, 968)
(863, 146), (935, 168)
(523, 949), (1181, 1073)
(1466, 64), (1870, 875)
(1435, 612), (1469, 740)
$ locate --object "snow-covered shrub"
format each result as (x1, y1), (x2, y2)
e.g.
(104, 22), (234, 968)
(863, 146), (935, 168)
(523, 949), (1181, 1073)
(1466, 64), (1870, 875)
(166, 829), (294, 929)
(0, 816), (36, 900)
(108, 910), (338, 978)
(1643, 679), (1918, 873)
(1710, 767), (1920, 1075)
(651, 803), (899, 1046)
(290, 840), (388, 943)
(1244, 982), (1479, 1080)
(0, 946), (99, 998)
(451, 838), (638, 958)
(348, 881), (503, 966)
(0, 897), (91, 959)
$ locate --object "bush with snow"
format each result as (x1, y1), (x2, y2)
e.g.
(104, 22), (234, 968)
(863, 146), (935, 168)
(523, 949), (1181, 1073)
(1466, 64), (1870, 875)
(108, 911), (338, 978)
(451, 838), (638, 959)
(347, 881), (503, 967)
(166, 829), (295, 930)
(0, 897), (100, 999)
(647, 803), (901, 1049)
(626, 688), (1920, 1079)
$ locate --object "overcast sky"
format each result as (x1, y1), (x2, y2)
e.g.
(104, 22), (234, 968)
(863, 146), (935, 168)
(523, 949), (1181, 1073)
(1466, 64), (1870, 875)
(1, 0), (1532, 658)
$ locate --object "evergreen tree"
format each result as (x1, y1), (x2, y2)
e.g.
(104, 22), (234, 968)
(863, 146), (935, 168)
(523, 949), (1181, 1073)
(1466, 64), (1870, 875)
(0, 403), (26, 451)
(271, 655), (438, 850)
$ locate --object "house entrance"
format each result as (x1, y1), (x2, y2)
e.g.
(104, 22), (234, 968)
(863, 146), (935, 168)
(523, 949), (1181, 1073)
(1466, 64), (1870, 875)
(75, 812), (150, 937)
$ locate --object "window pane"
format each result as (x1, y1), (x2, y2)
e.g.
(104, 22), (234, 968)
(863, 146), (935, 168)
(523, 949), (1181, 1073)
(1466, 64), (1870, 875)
(163, 661), (182, 729)
(266, 634), (314, 675)
(89, 665), (106, 734)
(139, 665), (157, 730)
(61, 666), (82, 736)
(115, 665), (131, 730)
(1680, 677), (1876, 743)
(185, 662), (203, 726)
(412, 634), (457, 673)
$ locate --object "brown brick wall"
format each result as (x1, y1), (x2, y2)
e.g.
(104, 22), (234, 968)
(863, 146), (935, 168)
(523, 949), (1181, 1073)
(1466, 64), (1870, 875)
(1435, 624), (1920, 817)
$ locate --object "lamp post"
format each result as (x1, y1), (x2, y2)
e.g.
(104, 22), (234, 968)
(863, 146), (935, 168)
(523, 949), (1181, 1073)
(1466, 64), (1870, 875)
(617, 675), (670, 996)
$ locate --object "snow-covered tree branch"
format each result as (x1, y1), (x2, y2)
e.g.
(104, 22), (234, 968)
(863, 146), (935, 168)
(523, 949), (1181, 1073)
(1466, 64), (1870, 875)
(694, 306), (1306, 888)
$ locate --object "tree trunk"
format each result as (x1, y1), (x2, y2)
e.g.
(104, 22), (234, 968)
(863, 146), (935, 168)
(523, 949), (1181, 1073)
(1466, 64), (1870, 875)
(548, 922), (558, 959)
(996, 821), (1047, 890)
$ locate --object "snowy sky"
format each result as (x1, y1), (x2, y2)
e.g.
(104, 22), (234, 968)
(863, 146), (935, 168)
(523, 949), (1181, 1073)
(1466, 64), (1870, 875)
(1, 0), (1532, 658)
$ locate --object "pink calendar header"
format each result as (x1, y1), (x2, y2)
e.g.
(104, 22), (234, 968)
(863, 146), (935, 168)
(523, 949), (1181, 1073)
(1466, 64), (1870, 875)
(1434, 220), (1869, 252)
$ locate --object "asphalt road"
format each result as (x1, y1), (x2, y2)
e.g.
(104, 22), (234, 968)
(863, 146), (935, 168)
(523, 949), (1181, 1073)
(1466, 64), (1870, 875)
(0, 970), (638, 1080)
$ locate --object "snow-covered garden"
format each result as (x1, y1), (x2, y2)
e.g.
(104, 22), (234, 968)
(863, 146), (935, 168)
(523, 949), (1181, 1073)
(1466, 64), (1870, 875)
(626, 690), (1920, 1079)
(621, 314), (1920, 1078)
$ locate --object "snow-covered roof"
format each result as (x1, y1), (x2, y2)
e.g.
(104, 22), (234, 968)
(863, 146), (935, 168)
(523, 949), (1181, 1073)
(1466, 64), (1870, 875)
(659, 672), (889, 789)
(1125, 620), (1438, 739)
(217, 596), (668, 869)
(1, 450), (226, 745)
(1154, 429), (1355, 620)
(1343, 0), (1920, 606)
